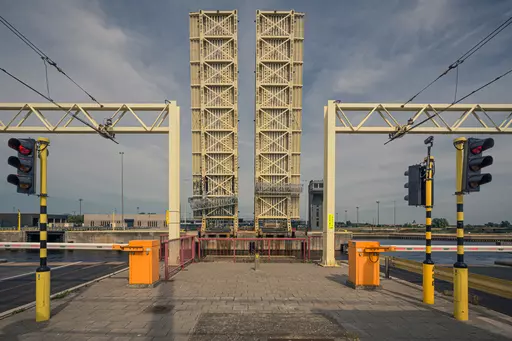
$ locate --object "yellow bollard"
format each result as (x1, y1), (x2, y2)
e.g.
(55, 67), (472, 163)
(35, 271), (50, 321)
(422, 263), (434, 304)
(454, 267), (469, 320)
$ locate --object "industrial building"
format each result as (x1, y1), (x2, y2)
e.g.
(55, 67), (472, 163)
(0, 213), (69, 228)
(308, 180), (323, 231)
(83, 213), (168, 229)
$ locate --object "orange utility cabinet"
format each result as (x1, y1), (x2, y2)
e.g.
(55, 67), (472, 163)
(120, 240), (160, 287)
(347, 241), (394, 289)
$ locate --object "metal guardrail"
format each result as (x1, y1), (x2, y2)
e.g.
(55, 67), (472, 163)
(386, 257), (512, 299)
(0, 242), (123, 250)
(197, 237), (308, 262)
(163, 236), (195, 280)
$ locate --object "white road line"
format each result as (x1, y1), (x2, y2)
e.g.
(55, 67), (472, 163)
(0, 261), (83, 282)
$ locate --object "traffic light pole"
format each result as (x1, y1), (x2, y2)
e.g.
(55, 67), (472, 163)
(453, 137), (468, 321)
(423, 153), (434, 305)
(36, 137), (50, 322)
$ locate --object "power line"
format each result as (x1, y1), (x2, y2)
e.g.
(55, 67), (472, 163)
(0, 14), (103, 107)
(386, 66), (512, 145)
(0, 67), (118, 144)
(402, 15), (512, 107)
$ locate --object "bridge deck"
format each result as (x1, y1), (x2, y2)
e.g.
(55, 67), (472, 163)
(0, 263), (511, 340)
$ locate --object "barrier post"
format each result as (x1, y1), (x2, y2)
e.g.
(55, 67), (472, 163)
(423, 144), (435, 304)
(453, 137), (468, 321)
(35, 137), (50, 322)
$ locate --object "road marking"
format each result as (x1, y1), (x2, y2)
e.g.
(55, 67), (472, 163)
(0, 261), (83, 282)
(0, 266), (128, 319)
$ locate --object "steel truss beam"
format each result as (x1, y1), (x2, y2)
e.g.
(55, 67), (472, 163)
(254, 10), (304, 235)
(0, 103), (174, 133)
(333, 102), (512, 134)
(322, 100), (512, 267)
(190, 10), (239, 234)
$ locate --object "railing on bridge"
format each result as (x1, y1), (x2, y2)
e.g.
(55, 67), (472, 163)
(163, 236), (195, 280)
(197, 237), (308, 262)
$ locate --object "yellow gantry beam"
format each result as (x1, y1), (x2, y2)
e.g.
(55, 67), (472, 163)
(0, 102), (175, 133)
(333, 102), (512, 134)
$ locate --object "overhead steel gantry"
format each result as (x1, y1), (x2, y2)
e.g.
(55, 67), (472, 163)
(322, 101), (512, 266)
(0, 102), (182, 264)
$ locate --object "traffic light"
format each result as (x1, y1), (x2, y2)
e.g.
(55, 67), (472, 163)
(7, 138), (37, 195)
(462, 137), (494, 193)
(404, 164), (424, 206)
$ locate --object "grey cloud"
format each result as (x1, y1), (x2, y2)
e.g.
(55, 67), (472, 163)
(0, 0), (510, 225)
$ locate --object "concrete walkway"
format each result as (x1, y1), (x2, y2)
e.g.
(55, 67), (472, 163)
(0, 262), (511, 340)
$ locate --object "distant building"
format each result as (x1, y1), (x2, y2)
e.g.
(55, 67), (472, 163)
(308, 180), (323, 231)
(84, 213), (167, 229)
(0, 213), (69, 228)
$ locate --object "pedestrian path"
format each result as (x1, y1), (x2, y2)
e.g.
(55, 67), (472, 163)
(0, 262), (511, 340)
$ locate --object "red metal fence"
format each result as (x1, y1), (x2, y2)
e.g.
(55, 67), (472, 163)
(163, 235), (195, 280)
(197, 237), (307, 262)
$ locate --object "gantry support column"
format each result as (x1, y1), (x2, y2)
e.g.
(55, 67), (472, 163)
(168, 102), (180, 265)
(322, 101), (336, 266)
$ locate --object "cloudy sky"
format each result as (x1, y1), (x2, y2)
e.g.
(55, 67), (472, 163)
(0, 0), (511, 225)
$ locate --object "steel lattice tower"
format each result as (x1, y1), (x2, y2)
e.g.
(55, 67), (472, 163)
(254, 10), (304, 235)
(189, 10), (239, 235)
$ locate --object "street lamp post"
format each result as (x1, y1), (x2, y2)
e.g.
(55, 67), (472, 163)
(119, 152), (124, 229)
(393, 200), (396, 227)
(345, 209), (348, 224)
(79, 198), (83, 216)
(376, 201), (380, 230)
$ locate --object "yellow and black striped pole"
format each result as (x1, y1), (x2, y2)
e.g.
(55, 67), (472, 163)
(453, 137), (468, 320)
(423, 155), (434, 304)
(36, 137), (50, 322)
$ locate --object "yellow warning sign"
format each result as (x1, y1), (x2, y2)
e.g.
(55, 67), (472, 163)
(328, 214), (334, 230)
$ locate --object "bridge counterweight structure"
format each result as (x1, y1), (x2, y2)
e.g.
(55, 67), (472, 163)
(189, 10), (239, 236)
(254, 10), (305, 235)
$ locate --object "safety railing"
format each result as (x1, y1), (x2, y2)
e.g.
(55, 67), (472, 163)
(163, 235), (195, 280)
(197, 237), (307, 262)
(307, 235), (323, 262)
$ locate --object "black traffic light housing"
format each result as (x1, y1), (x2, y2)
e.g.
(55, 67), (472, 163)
(404, 164), (433, 207)
(7, 138), (37, 195)
(404, 164), (423, 206)
(462, 137), (494, 193)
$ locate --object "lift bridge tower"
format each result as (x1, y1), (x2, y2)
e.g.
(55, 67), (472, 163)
(189, 10), (239, 236)
(254, 10), (305, 236)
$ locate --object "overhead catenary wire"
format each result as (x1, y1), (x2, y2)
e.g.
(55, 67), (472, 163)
(0, 67), (118, 144)
(0, 14), (103, 107)
(401, 15), (512, 107)
(385, 66), (512, 145)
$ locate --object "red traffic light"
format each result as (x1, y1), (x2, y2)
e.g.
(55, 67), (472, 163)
(8, 138), (33, 156)
(468, 138), (494, 155)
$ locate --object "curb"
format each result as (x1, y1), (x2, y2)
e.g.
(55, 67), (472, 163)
(0, 267), (128, 320)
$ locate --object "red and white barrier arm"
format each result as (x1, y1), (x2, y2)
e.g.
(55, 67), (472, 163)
(0, 242), (126, 250)
(383, 245), (512, 252)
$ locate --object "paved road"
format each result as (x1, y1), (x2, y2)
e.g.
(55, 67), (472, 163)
(0, 261), (127, 314)
(385, 266), (512, 317)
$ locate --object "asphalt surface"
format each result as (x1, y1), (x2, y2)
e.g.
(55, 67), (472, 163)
(383, 265), (512, 317)
(0, 261), (127, 314)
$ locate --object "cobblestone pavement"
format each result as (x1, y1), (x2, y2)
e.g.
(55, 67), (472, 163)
(0, 262), (511, 340)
